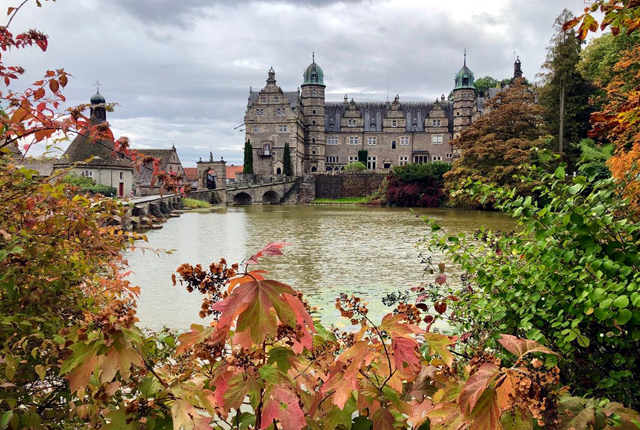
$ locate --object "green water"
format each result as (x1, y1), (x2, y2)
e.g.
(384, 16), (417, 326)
(127, 205), (514, 332)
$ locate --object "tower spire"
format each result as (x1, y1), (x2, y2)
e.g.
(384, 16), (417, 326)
(464, 49), (467, 67)
(312, 50), (315, 63)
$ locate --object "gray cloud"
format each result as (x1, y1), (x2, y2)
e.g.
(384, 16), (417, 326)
(10, 0), (593, 166)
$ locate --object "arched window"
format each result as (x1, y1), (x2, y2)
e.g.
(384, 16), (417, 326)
(276, 167), (282, 175)
(119, 171), (124, 180)
(312, 138), (316, 143)
(311, 166), (317, 173)
(311, 89), (316, 96)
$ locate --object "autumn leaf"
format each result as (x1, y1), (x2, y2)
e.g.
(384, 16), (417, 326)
(497, 334), (557, 361)
(171, 399), (212, 430)
(459, 363), (501, 415)
(392, 336), (421, 376)
(424, 332), (457, 367)
(467, 389), (503, 430)
(176, 324), (213, 355)
(261, 386), (306, 430)
(246, 242), (291, 265)
(211, 279), (314, 347)
(371, 407), (395, 430)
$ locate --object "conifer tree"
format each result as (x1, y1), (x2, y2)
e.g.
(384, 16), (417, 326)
(242, 140), (253, 174)
(539, 9), (594, 160)
(283, 142), (292, 176)
(358, 150), (368, 167)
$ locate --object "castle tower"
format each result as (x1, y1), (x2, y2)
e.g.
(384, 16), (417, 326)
(452, 51), (477, 138)
(301, 53), (326, 173)
(511, 56), (523, 83)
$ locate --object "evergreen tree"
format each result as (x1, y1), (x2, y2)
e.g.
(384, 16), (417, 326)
(539, 9), (595, 161)
(283, 142), (292, 176)
(358, 150), (368, 167)
(242, 140), (253, 174)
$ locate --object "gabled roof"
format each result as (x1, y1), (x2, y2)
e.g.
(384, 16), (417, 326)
(226, 165), (243, 180)
(56, 132), (132, 169)
(183, 167), (198, 182)
(134, 148), (184, 186)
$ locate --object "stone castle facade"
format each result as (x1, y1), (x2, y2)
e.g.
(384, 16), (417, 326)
(244, 54), (523, 176)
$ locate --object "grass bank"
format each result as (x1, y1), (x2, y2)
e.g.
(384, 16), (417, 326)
(182, 197), (211, 209)
(311, 197), (366, 205)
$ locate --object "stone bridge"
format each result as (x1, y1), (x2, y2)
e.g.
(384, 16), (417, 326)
(225, 178), (299, 205)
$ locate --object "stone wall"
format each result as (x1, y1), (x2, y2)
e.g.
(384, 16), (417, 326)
(315, 172), (386, 199)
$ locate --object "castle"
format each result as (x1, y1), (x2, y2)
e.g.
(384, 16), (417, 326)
(244, 54), (525, 176)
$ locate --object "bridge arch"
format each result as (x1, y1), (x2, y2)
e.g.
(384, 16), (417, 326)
(262, 190), (279, 204)
(232, 192), (252, 205)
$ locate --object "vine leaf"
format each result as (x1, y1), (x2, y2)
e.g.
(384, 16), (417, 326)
(261, 386), (306, 430)
(423, 332), (457, 368)
(497, 334), (558, 361)
(467, 389), (502, 430)
(171, 399), (212, 430)
(211, 279), (315, 347)
(246, 242), (291, 265)
(392, 336), (421, 376)
(459, 363), (501, 415)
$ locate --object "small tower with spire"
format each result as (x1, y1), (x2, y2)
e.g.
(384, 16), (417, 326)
(89, 80), (107, 124)
(511, 56), (523, 83)
(301, 51), (326, 173)
(452, 50), (477, 138)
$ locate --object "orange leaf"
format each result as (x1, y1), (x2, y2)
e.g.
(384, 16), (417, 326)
(49, 79), (59, 93)
(497, 334), (557, 361)
(392, 336), (421, 376)
(459, 363), (501, 415)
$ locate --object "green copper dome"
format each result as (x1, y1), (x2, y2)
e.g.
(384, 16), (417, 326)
(454, 65), (476, 90)
(302, 57), (325, 87)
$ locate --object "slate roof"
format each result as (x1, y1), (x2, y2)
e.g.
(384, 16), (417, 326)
(249, 91), (299, 109)
(324, 101), (454, 133)
(135, 148), (184, 186)
(55, 132), (132, 169)
(1, 141), (22, 158)
(18, 157), (57, 177)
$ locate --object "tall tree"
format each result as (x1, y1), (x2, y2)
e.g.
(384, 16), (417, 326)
(358, 150), (368, 167)
(539, 9), (595, 159)
(474, 76), (500, 96)
(444, 81), (552, 207)
(242, 140), (253, 174)
(283, 142), (292, 176)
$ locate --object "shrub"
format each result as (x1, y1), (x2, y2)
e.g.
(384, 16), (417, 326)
(63, 174), (117, 197)
(386, 162), (451, 207)
(426, 166), (640, 407)
(181, 197), (210, 208)
(344, 161), (366, 171)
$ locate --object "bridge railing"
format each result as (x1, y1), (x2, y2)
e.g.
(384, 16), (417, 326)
(226, 175), (292, 190)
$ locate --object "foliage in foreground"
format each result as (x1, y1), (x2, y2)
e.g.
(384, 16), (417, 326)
(427, 166), (640, 408)
(344, 161), (366, 171)
(386, 162), (450, 207)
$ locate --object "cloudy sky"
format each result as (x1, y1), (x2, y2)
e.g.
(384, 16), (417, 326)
(10, 0), (594, 166)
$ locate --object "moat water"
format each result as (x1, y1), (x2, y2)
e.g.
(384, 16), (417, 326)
(127, 205), (514, 332)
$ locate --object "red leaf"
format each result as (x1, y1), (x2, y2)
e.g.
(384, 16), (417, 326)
(434, 301), (447, 314)
(497, 334), (558, 361)
(261, 386), (306, 430)
(459, 363), (501, 414)
(33, 87), (45, 100)
(392, 336), (421, 376)
(246, 242), (291, 265)
(435, 273), (447, 285)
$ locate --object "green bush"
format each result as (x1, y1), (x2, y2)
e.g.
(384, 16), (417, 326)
(427, 166), (640, 407)
(391, 162), (451, 183)
(344, 161), (366, 171)
(63, 174), (117, 197)
(182, 197), (210, 209)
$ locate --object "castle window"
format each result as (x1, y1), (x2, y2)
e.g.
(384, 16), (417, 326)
(326, 156), (339, 163)
(81, 170), (93, 178)
(432, 135), (443, 145)
(312, 138), (316, 143)
(256, 108), (265, 116)
(312, 89), (316, 96)
(348, 119), (355, 127)
(327, 137), (339, 145)
(349, 155), (358, 163)
(119, 171), (124, 180)
(367, 156), (377, 170)
(278, 125), (288, 133)
(263, 143), (271, 156)
(261, 97), (266, 102)
(433, 155), (442, 161)
(312, 120), (316, 125)
(349, 136), (359, 145)
(274, 96), (279, 102)
(367, 137), (377, 146)
(276, 167), (282, 174)
(400, 136), (410, 145)
(312, 109), (317, 115)
(399, 156), (408, 166)
(391, 141), (396, 149)
(446, 153), (453, 158)
(383, 161), (392, 169)
(432, 119), (441, 126)
(392, 120), (397, 127)
(457, 112), (460, 116)
(414, 155), (427, 164)
(253, 126), (261, 132)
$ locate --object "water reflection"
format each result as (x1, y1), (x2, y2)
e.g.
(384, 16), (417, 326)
(127, 206), (513, 332)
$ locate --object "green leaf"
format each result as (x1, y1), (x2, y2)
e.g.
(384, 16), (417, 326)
(555, 166), (566, 179)
(0, 411), (13, 430)
(615, 309), (633, 325)
(352, 416), (373, 430)
(568, 183), (583, 195)
(613, 296), (630, 309)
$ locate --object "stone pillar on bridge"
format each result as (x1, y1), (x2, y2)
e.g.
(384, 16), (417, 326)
(196, 153), (227, 192)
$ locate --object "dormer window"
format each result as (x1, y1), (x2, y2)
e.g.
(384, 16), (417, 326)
(274, 96), (279, 102)
(261, 97), (266, 103)
(462, 77), (469, 86)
